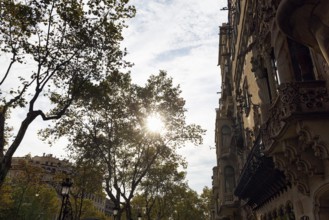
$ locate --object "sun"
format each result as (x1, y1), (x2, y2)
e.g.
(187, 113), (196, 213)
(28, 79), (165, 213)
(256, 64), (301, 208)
(146, 114), (164, 133)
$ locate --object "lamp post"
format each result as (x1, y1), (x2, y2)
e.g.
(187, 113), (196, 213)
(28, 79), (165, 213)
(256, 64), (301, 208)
(137, 212), (142, 220)
(58, 178), (73, 220)
(113, 207), (118, 220)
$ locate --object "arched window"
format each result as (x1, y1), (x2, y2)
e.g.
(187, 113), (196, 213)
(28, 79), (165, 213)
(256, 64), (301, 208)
(224, 166), (235, 193)
(285, 201), (296, 220)
(287, 38), (315, 81)
(272, 209), (278, 219)
(267, 212), (272, 220)
(314, 184), (329, 220)
(279, 205), (285, 218)
(221, 125), (231, 148)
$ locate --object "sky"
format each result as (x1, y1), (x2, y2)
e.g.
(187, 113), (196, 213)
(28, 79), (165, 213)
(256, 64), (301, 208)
(12, 0), (228, 194)
(120, 0), (228, 193)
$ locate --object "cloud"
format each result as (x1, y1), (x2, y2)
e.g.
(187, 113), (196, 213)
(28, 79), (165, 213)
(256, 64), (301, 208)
(121, 0), (228, 193)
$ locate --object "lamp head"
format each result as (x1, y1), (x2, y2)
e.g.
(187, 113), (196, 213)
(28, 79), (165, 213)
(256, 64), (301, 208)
(113, 208), (119, 216)
(61, 178), (72, 196)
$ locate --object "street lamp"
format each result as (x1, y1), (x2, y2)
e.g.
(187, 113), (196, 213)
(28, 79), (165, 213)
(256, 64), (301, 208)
(113, 207), (118, 220)
(58, 178), (73, 220)
(137, 212), (142, 220)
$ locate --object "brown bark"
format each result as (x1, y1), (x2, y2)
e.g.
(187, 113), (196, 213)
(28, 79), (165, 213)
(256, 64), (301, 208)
(0, 111), (39, 187)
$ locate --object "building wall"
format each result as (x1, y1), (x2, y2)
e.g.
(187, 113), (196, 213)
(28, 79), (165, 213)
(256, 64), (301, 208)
(213, 1), (329, 220)
(9, 153), (72, 185)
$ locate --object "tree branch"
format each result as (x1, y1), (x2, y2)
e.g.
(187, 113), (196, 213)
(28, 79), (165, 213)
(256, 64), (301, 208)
(0, 52), (16, 85)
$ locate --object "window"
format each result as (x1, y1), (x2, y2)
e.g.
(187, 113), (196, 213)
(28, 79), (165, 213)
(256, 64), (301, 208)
(221, 125), (231, 148)
(285, 201), (296, 220)
(236, 0), (241, 22)
(270, 48), (280, 85)
(287, 38), (315, 81)
(224, 166), (235, 192)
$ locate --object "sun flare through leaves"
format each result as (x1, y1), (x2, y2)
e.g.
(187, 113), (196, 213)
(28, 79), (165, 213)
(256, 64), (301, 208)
(146, 114), (164, 133)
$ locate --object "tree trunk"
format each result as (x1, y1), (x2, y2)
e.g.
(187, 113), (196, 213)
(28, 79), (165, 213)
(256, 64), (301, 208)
(125, 202), (132, 220)
(0, 112), (38, 188)
(0, 112), (5, 158)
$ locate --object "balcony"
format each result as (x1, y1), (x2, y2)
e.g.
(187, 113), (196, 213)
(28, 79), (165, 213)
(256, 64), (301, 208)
(234, 135), (288, 209)
(262, 80), (329, 151)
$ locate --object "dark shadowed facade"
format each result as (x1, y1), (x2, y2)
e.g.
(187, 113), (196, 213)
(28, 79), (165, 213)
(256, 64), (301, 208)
(212, 1), (329, 220)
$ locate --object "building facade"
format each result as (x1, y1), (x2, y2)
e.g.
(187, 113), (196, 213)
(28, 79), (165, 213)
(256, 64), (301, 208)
(213, 1), (329, 220)
(9, 154), (111, 217)
(9, 153), (72, 185)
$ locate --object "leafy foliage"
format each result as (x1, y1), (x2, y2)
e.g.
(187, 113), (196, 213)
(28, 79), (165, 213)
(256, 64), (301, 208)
(199, 186), (213, 219)
(135, 155), (188, 220)
(70, 159), (106, 220)
(132, 184), (211, 220)
(75, 198), (111, 220)
(0, 0), (135, 187)
(0, 160), (60, 219)
(43, 71), (205, 220)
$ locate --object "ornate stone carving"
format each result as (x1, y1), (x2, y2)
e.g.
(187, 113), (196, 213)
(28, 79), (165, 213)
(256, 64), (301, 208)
(270, 123), (328, 196)
(251, 55), (265, 78)
(321, 58), (329, 77)
(296, 124), (329, 160)
(252, 1), (276, 48)
(253, 104), (261, 135)
(313, 143), (329, 160)
(263, 81), (329, 145)
(282, 164), (310, 196)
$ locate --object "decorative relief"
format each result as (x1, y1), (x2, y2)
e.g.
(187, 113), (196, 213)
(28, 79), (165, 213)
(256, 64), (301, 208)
(283, 140), (298, 163)
(253, 105), (262, 135)
(296, 128), (313, 151)
(251, 2), (276, 47)
(251, 55), (264, 78)
(244, 128), (254, 150)
(299, 87), (329, 108)
(313, 144), (329, 160)
(279, 82), (329, 110)
(270, 124), (329, 196)
(321, 58), (329, 77)
(297, 180), (310, 196)
(263, 81), (329, 143)
(284, 167), (310, 196)
(272, 153), (288, 170)
(295, 159), (314, 176)
(296, 125), (329, 160)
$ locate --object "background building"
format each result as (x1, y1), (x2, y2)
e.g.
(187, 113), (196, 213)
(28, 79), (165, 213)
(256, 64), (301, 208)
(9, 153), (72, 187)
(9, 154), (113, 218)
(213, 0), (329, 220)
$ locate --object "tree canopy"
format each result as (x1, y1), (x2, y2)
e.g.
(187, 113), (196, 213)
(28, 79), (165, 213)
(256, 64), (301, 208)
(132, 184), (212, 220)
(43, 71), (205, 220)
(0, 160), (60, 219)
(0, 0), (135, 187)
(133, 155), (188, 220)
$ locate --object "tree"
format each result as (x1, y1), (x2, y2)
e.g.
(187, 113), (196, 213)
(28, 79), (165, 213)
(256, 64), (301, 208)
(70, 158), (105, 220)
(77, 199), (111, 220)
(134, 155), (188, 220)
(0, 160), (60, 219)
(44, 71), (205, 220)
(199, 186), (213, 220)
(133, 183), (209, 220)
(0, 0), (135, 187)
(170, 186), (205, 220)
(0, 179), (14, 219)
